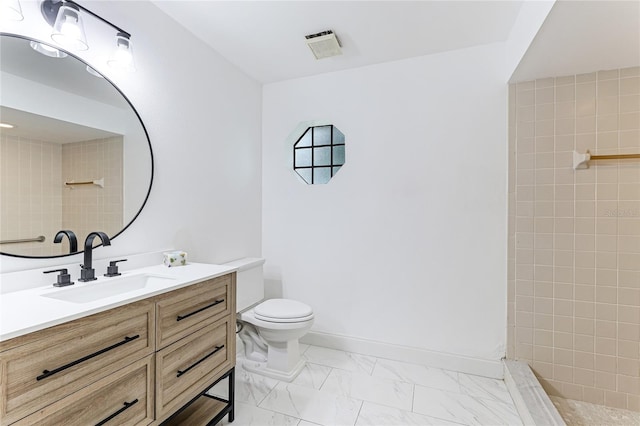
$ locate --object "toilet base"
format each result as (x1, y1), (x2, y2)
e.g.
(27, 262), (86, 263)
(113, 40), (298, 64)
(241, 357), (306, 382)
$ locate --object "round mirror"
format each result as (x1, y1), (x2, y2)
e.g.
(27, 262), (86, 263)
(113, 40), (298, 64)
(0, 34), (153, 258)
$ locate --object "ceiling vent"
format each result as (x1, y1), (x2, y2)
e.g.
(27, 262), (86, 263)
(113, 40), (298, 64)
(305, 30), (342, 60)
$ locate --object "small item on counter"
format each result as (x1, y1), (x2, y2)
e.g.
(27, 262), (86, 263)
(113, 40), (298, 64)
(163, 251), (187, 267)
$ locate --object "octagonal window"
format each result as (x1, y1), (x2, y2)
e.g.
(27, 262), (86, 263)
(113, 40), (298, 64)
(293, 125), (345, 184)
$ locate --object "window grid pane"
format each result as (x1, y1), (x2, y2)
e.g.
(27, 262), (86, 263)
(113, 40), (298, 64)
(293, 125), (345, 184)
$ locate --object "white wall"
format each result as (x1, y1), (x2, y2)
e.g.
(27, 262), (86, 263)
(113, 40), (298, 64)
(263, 43), (508, 362)
(0, 1), (262, 273)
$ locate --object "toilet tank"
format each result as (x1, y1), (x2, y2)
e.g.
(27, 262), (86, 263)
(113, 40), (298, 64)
(224, 257), (265, 312)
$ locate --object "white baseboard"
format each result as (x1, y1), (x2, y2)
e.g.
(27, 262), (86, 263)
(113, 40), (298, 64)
(300, 331), (504, 379)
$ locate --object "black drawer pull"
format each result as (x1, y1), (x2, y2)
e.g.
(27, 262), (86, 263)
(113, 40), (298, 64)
(95, 399), (139, 426)
(177, 345), (225, 378)
(36, 335), (140, 381)
(176, 299), (224, 321)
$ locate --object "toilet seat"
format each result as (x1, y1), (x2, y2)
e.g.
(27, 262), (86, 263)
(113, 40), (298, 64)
(254, 299), (314, 323)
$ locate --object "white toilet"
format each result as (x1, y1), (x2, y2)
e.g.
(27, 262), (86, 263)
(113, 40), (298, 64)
(225, 258), (314, 381)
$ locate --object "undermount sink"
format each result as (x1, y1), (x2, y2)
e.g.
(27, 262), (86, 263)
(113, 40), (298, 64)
(41, 274), (176, 304)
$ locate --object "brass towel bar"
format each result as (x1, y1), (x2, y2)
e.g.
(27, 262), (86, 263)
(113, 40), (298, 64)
(65, 181), (94, 186)
(0, 235), (46, 245)
(590, 153), (640, 161)
(65, 178), (104, 188)
(573, 150), (640, 169)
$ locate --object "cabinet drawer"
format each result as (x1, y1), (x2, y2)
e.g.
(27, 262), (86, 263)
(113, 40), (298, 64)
(14, 355), (154, 426)
(155, 273), (234, 349)
(0, 300), (154, 425)
(155, 319), (234, 421)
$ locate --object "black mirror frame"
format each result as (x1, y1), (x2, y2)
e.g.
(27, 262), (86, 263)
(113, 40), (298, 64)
(0, 33), (154, 259)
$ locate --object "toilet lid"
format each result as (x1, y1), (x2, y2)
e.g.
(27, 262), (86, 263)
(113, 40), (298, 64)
(254, 299), (313, 321)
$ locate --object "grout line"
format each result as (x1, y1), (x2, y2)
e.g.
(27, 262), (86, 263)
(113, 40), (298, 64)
(410, 383), (415, 412)
(352, 400), (365, 426)
(318, 367), (333, 390)
(255, 375), (279, 408)
(369, 356), (379, 377)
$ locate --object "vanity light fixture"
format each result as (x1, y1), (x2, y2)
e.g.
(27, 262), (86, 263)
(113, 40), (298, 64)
(0, 0), (24, 21)
(29, 40), (68, 58)
(39, 0), (135, 73)
(0, 123), (15, 129)
(107, 32), (135, 72)
(50, 2), (88, 51)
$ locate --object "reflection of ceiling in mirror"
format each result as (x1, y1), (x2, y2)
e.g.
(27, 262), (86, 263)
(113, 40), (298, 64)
(0, 36), (128, 109)
(0, 106), (120, 143)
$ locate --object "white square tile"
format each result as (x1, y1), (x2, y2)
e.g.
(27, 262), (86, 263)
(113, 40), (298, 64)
(291, 362), (333, 389)
(304, 345), (377, 374)
(259, 382), (362, 426)
(373, 359), (460, 392)
(413, 386), (523, 426)
(355, 402), (463, 426)
(322, 369), (414, 411)
(218, 401), (299, 426)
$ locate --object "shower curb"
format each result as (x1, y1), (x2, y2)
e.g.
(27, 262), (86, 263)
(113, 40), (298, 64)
(504, 360), (566, 426)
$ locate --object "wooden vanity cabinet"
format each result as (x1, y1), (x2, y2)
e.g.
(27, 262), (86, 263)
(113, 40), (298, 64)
(13, 356), (155, 426)
(153, 274), (236, 424)
(0, 272), (236, 426)
(155, 274), (232, 349)
(0, 300), (155, 425)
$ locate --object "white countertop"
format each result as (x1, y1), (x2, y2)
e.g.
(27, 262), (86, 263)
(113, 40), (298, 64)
(0, 263), (237, 342)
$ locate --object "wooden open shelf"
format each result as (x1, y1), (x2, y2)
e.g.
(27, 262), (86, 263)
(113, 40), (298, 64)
(161, 367), (234, 426)
(163, 395), (228, 426)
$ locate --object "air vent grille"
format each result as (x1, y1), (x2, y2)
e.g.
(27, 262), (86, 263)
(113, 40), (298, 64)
(305, 30), (342, 60)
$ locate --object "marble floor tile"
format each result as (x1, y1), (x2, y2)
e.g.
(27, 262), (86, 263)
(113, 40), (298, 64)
(457, 372), (514, 404)
(355, 402), (465, 426)
(207, 374), (231, 400)
(413, 385), (523, 425)
(291, 362), (333, 389)
(259, 382), (363, 426)
(234, 360), (280, 405)
(373, 358), (461, 393)
(227, 347), (524, 426)
(218, 401), (299, 426)
(321, 369), (414, 411)
(304, 345), (377, 374)
(299, 343), (311, 354)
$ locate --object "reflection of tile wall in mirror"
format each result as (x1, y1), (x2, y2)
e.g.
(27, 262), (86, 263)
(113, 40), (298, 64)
(62, 137), (123, 247)
(0, 135), (123, 256)
(0, 135), (63, 256)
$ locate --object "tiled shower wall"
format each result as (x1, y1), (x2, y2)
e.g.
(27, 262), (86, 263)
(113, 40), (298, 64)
(508, 67), (640, 411)
(0, 136), (63, 256)
(62, 137), (123, 245)
(0, 135), (123, 256)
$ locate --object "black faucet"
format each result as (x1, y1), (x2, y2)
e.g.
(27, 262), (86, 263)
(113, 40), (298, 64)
(79, 232), (111, 282)
(53, 230), (78, 254)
